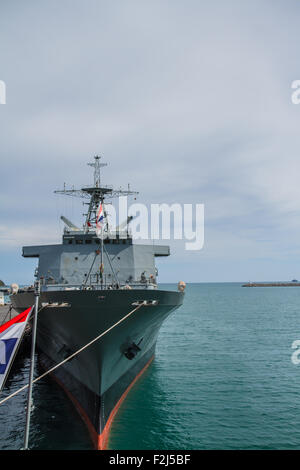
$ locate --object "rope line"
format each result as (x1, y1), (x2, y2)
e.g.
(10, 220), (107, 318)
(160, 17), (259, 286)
(0, 302), (144, 406)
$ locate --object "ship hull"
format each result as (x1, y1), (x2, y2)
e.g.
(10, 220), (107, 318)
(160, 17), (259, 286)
(11, 288), (184, 449)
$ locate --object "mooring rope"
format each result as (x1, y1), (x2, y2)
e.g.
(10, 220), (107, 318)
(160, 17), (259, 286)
(0, 302), (145, 406)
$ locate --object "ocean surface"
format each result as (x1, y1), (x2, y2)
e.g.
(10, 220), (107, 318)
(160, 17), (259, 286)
(1, 282), (300, 450)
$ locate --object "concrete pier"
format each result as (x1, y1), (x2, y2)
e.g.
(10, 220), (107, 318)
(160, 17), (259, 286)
(0, 305), (18, 325)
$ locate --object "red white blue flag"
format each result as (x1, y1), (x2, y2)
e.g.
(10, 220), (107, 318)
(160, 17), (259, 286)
(96, 203), (104, 236)
(0, 306), (33, 391)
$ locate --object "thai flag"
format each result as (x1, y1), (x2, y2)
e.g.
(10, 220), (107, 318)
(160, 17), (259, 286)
(96, 203), (104, 236)
(0, 306), (33, 391)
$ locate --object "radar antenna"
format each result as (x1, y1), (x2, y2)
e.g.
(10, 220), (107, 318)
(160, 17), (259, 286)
(54, 155), (138, 232)
(87, 155), (107, 187)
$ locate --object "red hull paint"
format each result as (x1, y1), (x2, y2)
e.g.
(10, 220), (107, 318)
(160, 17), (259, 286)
(50, 355), (154, 450)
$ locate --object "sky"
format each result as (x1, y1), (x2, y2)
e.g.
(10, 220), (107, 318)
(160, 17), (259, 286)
(1, 0), (300, 284)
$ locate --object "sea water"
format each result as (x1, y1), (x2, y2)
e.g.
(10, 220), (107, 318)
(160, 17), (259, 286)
(1, 283), (300, 450)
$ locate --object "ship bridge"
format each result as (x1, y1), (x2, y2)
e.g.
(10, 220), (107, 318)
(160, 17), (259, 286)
(22, 238), (170, 289)
(22, 156), (170, 290)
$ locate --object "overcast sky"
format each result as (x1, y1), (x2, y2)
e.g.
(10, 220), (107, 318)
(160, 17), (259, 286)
(1, 0), (300, 284)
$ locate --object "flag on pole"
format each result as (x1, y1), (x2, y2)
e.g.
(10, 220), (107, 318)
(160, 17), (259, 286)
(99, 262), (104, 278)
(96, 202), (104, 237)
(0, 306), (33, 391)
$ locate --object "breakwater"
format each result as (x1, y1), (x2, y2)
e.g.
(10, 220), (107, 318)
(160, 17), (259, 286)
(242, 282), (300, 287)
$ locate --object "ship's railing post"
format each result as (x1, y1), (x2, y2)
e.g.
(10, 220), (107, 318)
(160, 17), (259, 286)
(23, 279), (40, 450)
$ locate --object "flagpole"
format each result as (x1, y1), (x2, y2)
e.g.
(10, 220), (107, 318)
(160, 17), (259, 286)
(101, 199), (104, 290)
(96, 199), (104, 289)
(23, 279), (40, 450)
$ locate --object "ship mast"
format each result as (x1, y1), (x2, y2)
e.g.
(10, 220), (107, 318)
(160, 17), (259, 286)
(54, 155), (139, 233)
(88, 155), (106, 188)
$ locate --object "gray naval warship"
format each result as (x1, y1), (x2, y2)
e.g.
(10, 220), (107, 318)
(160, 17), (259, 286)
(11, 156), (185, 449)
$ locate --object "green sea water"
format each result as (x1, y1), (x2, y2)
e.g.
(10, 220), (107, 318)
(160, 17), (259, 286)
(1, 283), (300, 450)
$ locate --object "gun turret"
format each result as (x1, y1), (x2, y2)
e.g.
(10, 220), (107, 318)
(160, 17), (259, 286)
(61, 216), (80, 231)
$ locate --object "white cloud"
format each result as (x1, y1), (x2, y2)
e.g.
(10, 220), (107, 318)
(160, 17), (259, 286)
(0, 224), (60, 249)
(1, 0), (300, 281)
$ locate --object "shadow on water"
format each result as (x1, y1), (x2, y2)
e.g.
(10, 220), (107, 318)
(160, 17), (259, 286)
(29, 360), (93, 450)
(0, 342), (93, 450)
